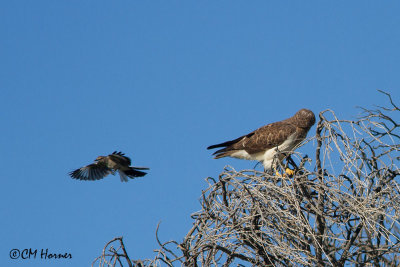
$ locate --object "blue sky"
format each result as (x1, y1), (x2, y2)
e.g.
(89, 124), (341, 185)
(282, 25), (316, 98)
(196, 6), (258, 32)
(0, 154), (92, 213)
(2, 1), (400, 266)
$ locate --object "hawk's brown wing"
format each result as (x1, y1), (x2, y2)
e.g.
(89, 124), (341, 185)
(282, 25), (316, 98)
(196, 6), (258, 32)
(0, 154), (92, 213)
(230, 122), (297, 154)
(69, 163), (111, 181)
(208, 121), (297, 158)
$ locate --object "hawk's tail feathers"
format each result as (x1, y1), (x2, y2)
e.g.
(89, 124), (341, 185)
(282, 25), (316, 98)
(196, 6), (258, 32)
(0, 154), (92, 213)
(207, 140), (237, 150)
(207, 133), (253, 151)
(212, 148), (236, 159)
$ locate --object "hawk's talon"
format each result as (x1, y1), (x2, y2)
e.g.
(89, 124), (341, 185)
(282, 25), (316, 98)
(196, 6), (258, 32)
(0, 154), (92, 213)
(275, 168), (295, 177)
(285, 168), (295, 176)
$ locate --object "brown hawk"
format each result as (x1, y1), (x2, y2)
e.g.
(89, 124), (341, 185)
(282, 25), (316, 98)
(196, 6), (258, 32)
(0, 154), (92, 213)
(207, 109), (316, 173)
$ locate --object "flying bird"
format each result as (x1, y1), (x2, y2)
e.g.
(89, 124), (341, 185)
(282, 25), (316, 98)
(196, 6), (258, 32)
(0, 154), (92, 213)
(207, 109), (316, 174)
(69, 151), (149, 182)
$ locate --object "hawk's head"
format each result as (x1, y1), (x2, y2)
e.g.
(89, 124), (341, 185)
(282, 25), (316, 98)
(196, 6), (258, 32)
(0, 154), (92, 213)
(293, 109), (316, 129)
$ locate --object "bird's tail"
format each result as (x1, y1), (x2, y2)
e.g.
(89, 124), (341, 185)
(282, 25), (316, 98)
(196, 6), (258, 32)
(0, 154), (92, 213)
(211, 148), (236, 159)
(207, 133), (253, 159)
(119, 167), (149, 182)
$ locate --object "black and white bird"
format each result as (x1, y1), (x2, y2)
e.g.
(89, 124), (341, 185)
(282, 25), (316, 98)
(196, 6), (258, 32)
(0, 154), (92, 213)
(69, 151), (149, 182)
(207, 109), (316, 173)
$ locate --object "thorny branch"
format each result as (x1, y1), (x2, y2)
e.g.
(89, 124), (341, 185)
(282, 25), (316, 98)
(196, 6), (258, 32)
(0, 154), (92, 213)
(96, 92), (399, 266)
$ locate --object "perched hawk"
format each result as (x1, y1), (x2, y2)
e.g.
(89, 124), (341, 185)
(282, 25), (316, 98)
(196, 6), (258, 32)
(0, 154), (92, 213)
(69, 151), (149, 182)
(207, 109), (316, 172)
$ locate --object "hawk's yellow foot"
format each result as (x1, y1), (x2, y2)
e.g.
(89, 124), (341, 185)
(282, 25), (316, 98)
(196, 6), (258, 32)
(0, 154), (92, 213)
(285, 168), (295, 176)
(275, 168), (295, 177)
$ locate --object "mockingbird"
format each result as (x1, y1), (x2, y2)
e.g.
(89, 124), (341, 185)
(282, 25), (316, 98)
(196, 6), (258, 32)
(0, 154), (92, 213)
(69, 151), (149, 182)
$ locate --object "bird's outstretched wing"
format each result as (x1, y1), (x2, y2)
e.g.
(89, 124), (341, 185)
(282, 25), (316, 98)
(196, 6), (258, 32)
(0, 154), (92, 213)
(69, 163), (111, 181)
